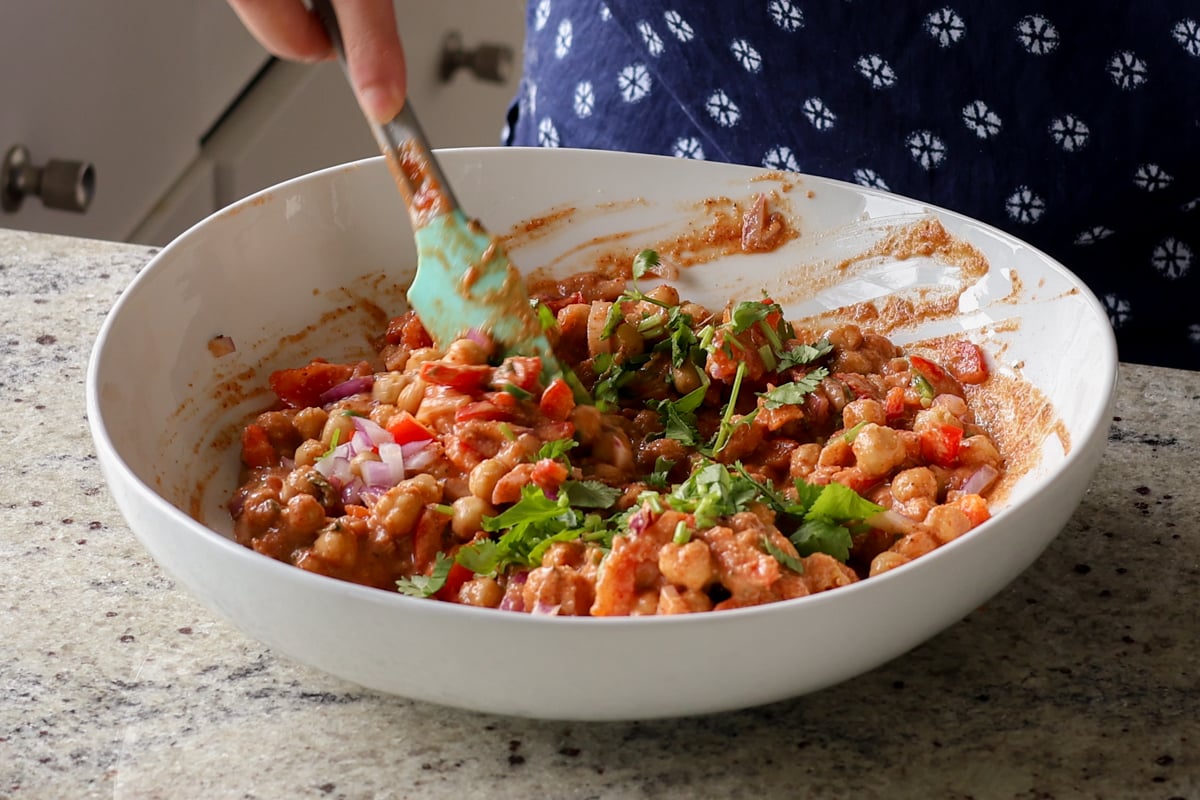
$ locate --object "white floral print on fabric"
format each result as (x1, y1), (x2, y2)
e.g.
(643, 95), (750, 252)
(1172, 18), (1200, 57)
(664, 10), (694, 42)
(1134, 164), (1173, 192)
(962, 101), (1002, 139)
(731, 39), (763, 72)
(1075, 226), (1115, 245)
(538, 118), (560, 147)
(1049, 115), (1090, 152)
(1152, 238), (1193, 279)
(853, 168), (890, 192)
(673, 137), (705, 159)
(1183, 197), (1200, 213)
(763, 145), (800, 172)
(617, 63), (652, 102)
(1005, 186), (1046, 223)
(1108, 51), (1149, 90)
(638, 20), (665, 56)
(1189, 323), (1200, 344)
(555, 19), (573, 59)
(907, 130), (947, 169)
(534, 0), (552, 31)
(1015, 15), (1059, 54)
(856, 54), (897, 89)
(599, 3), (610, 22)
(707, 89), (741, 127)
(574, 81), (595, 117)
(768, 0), (804, 32)
(802, 98), (836, 131)
(925, 8), (966, 47)
(1104, 294), (1132, 328)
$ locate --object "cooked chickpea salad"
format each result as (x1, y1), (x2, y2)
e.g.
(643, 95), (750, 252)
(230, 251), (1004, 615)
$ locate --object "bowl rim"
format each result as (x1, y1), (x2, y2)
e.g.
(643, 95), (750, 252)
(85, 147), (1120, 629)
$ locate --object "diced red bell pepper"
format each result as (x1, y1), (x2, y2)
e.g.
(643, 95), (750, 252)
(434, 562), (474, 602)
(920, 424), (964, 468)
(240, 423), (276, 468)
(491, 356), (543, 394)
(384, 312), (433, 348)
(538, 377), (576, 421)
(909, 355), (964, 398)
(455, 397), (519, 422)
(420, 361), (493, 393)
(530, 457), (570, 495)
(268, 360), (356, 409)
(946, 341), (989, 385)
(884, 386), (908, 424)
(385, 411), (435, 445)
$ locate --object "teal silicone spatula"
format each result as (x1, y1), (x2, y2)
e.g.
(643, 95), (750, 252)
(310, 0), (585, 399)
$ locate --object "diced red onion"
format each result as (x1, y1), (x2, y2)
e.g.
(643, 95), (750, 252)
(349, 431), (375, 455)
(466, 327), (493, 351)
(340, 478), (364, 506)
(867, 508), (921, 536)
(358, 486), (386, 507)
(530, 602), (562, 617)
(628, 508), (650, 536)
(960, 464), (1000, 496)
(403, 446), (439, 474)
(359, 460), (395, 489)
(352, 416), (393, 446)
(400, 439), (433, 460)
(319, 376), (374, 404)
(377, 442), (406, 482)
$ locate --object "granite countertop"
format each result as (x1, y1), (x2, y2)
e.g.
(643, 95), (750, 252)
(1, 228), (1197, 799)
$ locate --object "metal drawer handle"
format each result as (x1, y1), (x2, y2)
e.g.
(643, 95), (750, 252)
(439, 31), (514, 84)
(2, 144), (95, 214)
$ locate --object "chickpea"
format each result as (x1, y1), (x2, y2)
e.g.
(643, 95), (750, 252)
(312, 526), (357, 565)
(644, 284), (680, 306)
(658, 540), (714, 592)
(320, 412), (355, 448)
(395, 377), (427, 415)
(852, 423), (908, 479)
(282, 493), (327, 537)
(458, 576), (504, 608)
(891, 467), (938, 503)
(925, 505), (973, 544)
(450, 496), (493, 540)
(443, 338), (489, 365)
(571, 404), (603, 445)
(842, 398), (885, 430)
(374, 474), (440, 539)
(372, 372), (410, 404)
(671, 362), (703, 395)
(960, 435), (1003, 470)
(403, 347), (440, 373)
(789, 443), (821, 479)
(291, 406), (329, 442)
(293, 439), (326, 468)
(611, 322), (645, 362)
(468, 458), (510, 501)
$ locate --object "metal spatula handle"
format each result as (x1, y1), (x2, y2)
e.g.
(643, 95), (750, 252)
(308, 0), (459, 214)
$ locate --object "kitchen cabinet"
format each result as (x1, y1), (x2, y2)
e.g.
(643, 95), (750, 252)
(2, 2), (526, 246)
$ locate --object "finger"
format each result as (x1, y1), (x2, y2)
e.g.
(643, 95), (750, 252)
(333, 0), (408, 123)
(226, 0), (333, 62)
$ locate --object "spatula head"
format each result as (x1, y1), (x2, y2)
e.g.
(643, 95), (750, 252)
(409, 209), (586, 398)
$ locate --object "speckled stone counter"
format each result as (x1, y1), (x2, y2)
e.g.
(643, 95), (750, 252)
(1, 228), (1197, 800)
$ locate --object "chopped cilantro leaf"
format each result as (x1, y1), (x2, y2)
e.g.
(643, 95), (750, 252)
(536, 438), (578, 464)
(761, 535), (805, 573)
(805, 480), (885, 522)
(667, 461), (759, 530)
(647, 456), (675, 489)
(535, 302), (557, 331)
(562, 480), (621, 509)
(777, 339), (833, 370)
(789, 518), (853, 562)
(632, 249), (660, 279)
(396, 552), (454, 597)
(759, 367), (829, 409)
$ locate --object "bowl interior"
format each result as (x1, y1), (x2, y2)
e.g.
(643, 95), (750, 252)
(91, 148), (1114, 538)
(86, 148), (1117, 718)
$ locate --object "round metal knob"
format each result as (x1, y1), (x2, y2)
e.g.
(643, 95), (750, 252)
(439, 31), (514, 84)
(2, 145), (95, 214)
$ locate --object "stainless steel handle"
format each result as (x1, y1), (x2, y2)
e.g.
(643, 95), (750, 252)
(439, 31), (514, 84)
(1, 144), (95, 214)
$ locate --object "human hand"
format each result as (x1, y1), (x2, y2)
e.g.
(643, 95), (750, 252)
(226, 0), (407, 124)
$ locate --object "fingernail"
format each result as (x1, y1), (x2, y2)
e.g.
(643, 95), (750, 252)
(359, 85), (403, 124)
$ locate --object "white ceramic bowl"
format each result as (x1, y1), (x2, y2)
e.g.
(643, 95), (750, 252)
(87, 148), (1117, 720)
